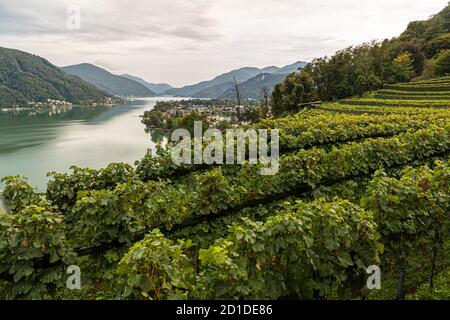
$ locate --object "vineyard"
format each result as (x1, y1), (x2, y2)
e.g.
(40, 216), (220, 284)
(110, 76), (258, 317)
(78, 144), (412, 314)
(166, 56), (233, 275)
(0, 77), (450, 300)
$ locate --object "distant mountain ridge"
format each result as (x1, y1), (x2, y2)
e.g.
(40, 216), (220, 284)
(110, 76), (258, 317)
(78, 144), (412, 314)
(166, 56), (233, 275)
(192, 82), (234, 99)
(163, 66), (267, 97)
(273, 61), (307, 74)
(62, 64), (155, 97)
(219, 73), (288, 100)
(164, 60), (307, 99)
(0, 47), (108, 108)
(121, 74), (172, 94)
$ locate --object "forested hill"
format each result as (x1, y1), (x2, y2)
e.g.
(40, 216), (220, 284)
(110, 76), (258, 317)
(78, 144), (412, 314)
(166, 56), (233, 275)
(270, 3), (450, 115)
(62, 64), (155, 97)
(0, 47), (109, 108)
(399, 4), (450, 59)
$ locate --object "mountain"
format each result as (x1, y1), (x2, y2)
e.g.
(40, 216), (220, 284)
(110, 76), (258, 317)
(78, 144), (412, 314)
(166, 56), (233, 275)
(164, 61), (307, 99)
(192, 82), (234, 98)
(261, 66), (281, 73)
(273, 61), (307, 74)
(0, 47), (108, 108)
(62, 64), (155, 97)
(219, 73), (288, 100)
(163, 66), (269, 97)
(121, 74), (172, 94)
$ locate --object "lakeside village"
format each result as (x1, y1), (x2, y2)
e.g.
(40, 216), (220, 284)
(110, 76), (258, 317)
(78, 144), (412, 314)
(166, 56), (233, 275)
(141, 99), (266, 134)
(0, 96), (123, 115)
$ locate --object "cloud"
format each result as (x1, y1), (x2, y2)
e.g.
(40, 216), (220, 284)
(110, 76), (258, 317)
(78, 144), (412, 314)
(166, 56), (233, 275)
(0, 0), (222, 41)
(0, 0), (448, 86)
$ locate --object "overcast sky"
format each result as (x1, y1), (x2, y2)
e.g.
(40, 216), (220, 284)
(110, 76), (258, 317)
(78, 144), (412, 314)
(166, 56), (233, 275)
(0, 0), (448, 87)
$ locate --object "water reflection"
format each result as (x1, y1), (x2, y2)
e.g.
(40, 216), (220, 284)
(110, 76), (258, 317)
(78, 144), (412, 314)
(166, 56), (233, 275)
(0, 106), (110, 154)
(0, 97), (174, 191)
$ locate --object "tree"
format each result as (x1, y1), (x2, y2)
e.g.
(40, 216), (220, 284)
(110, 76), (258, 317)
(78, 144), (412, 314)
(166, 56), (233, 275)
(172, 112), (209, 136)
(296, 69), (317, 101)
(270, 83), (284, 116)
(166, 117), (174, 130)
(392, 52), (415, 82)
(270, 74), (300, 116)
(241, 106), (262, 123)
(149, 129), (165, 144)
(424, 33), (450, 58)
(390, 41), (425, 75)
(143, 110), (164, 128)
(434, 49), (450, 75)
(260, 86), (270, 116)
(420, 58), (437, 79)
(214, 120), (231, 133)
(270, 69), (318, 116)
(355, 74), (382, 96)
(233, 76), (241, 106)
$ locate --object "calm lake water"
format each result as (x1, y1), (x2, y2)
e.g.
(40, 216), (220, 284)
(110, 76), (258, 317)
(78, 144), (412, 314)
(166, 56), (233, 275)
(0, 97), (176, 192)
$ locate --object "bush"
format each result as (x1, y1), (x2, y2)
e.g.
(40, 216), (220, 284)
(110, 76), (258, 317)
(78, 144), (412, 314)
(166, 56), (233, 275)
(0, 176), (39, 212)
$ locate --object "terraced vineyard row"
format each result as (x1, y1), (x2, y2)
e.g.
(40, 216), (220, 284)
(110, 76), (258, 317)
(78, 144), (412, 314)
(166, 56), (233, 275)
(319, 104), (449, 115)
(373, 93), (450, 100)
(333, 77), (450, 109)
(338, 98), (449, 108)
(376, 89), (450, 96)
(383, 83), (450, 92)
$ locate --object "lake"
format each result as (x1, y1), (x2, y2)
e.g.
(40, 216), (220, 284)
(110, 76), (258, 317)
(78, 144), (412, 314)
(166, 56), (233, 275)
(0, 97), (177, 192)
